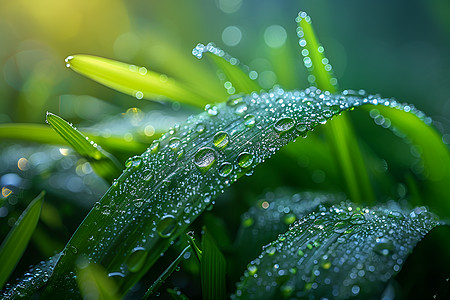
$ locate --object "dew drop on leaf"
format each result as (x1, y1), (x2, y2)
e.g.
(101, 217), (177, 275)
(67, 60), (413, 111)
(213, 131), (230, 149)
(125, 156), (142, 169)
(156, 215), (177, 238)
(218, 162), (233, 177)
(274, 117), (295, 133)
(244, 114), (256, 128)
(126, 247), (148, 272)
(373, 237), (394, 256)
(168, 137), (181, 151)
(238, 152), (254, 168)
(193, 147), (216, 172)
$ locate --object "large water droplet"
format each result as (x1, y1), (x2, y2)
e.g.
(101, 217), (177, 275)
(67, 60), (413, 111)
(193, 147), (216, 172)
(149, 141), (160, 154)
(350, 213), (366, 225)
(218, 162), (233, 177)
(168, 137), (181, 151)
(213, 131), (230, 149)
(234, 103), (248, 116)
(374, 237), (394, 256)
(195, 123), (206, 134)
(274, 117), (295, 133)
(156, 215), (177, 238)
(125, 156), (142, 169)
(226, 95), (244, 107)
(244, 114), (256, 128)
(333, 221), (350, 233)
(238, 152), (254, 168)
(133, 198), (144, 208)
(126, 247), (148, 272)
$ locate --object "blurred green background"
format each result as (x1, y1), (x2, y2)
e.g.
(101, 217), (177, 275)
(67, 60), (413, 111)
(1, 0), (449, 135)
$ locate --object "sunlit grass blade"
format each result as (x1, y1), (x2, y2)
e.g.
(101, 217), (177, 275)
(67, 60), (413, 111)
(65, 55), (213, 108)
(40, 88), (444, 299)
(0, 191), (44, 289)
(297, 11), (375, 204)
(200, 228), (226, 300)
(143, 246), (190, 299)
(0, 123), (148, 156)
(365, 105), (450, 214)
(46, 112), (122, 182)
(76, 261), (120, 300)
(234, 200), (440, 299)
(193, 43), (262, 94)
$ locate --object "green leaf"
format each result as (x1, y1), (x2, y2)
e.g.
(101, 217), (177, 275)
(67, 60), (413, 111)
(41, 88), (444, 298)
(65, 55), (214, 107)
(193, 43), (262, 94)
(76, 260), (120, 300)
(46, 112), (122, 182)
(201, 228), (226, 300)
(0, 123), (148, 156)
(234, 201), (440, 299)
(0, 191), (44, 289)
(297, 11), (375, 204)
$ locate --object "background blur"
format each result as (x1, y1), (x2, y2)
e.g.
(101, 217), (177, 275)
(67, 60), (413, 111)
(1, 0), (450, 137)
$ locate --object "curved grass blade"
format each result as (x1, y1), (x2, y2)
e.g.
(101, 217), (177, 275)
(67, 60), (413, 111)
(0, 123), (148, 156)
(297, 12), (375, 204)
(65, 55), (213, 107)
(77, 261), (120, 300)
(233, 201), (440, 299)
(193, 43), (261, 94)
(41, 88), (445, 298)
(143, 246), (190, 299)
(366, 106), (450, 211)
(1, 253), (61, 299)
(46, 112), (122, 182)
(0, 191), (44, 289)
(201, 228), (226, 300)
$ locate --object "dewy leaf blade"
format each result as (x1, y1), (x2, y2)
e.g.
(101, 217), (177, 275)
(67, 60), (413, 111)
(46, 112), (122, 182)
(65, 55), (212, 108)
(201, 228), (226, 300)
(234, 201), (440, 299)
(193, 43), (262, 94)
(297, 12), (375, 204)
(0, 191), (44, 289)
(41, 88), (446, 298)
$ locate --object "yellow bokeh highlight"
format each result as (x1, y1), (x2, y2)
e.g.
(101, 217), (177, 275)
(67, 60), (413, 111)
(2, 187), (13, 198)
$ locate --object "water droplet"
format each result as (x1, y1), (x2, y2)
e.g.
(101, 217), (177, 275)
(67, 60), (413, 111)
(350, 213), (366, 225)
(108, 272), (125, 278)
(238, 152), (254, 168)
(213, 131), (230, 149)
(205, 104), (218, 116)
(248, 264), (258, 276)
(274, 117), (295, 133)
(168, 137), (181, 151)
(297, 249), (304, 257)
(195, 123), (206, 134)
(149, 141), (160, 154)
(193, 147), (216, 172)
(351, 285), (360, 295)
(226, 95), (244, 107)
(244, 114), (256, 128)
(133, 198), (144, 208)
(218, 162), (233, 177)
(125, 156), (142, 169)
(333, 221), (350, 233)
(234, 103), (248, 116)
(284, 214), (296, 225)
(242, 217), (254, 227)
(70, 246), (78, 254)
(265, 246), (276, 256)
(154, 215), (178, 240)
(374, 237), (394, 256)
(126, 247), (148, 272)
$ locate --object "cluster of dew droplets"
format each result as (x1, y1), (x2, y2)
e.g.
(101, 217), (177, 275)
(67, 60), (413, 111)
(233, 201), (438, 299)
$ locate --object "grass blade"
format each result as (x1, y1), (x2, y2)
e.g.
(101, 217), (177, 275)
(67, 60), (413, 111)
(297, 11), (375, 204)
(0, 191), (44, 289)
(40, 88), (444, 298)
(234, 200), (440, 299)
(46, 112), (122, 182)
(200, 228), (226, 300)
(77, 261), (120, 300)
(65, 55), (213, 107)
(193, 43), (262, 94)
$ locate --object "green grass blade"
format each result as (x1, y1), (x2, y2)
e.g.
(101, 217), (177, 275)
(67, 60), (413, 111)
(40, 88), (445, 298)
(143, 246), (190, 300)
(0, 123), (148, 156)
(65, 55), (212, 108)
(46, 112), (122, 182)
(193, 43), (262, 94)
(365, 105), (450, 213)
(234, 201), (440, 299)
(297, 12), (375, 204)
(0, 191), (44, 289)
(77, 261), (120, 300)
(201, 228), (226, 300)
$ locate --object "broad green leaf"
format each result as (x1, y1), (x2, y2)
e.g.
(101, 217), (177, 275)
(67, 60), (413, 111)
(297, 11), (375, 204)
(0, 191), (44, 289)
(46, 112), (122, 182)
(233, 201), (440, 299)
(41, 88), (444, 298)
(0, 123), (148, 156)
(76, 261), (120, 300)
(65, 55), (214, 107)
(1, 253), (61, 299)
(193, 43), (262, 94)
(201, 228), (226, 300)
(143, 246), (190, 299)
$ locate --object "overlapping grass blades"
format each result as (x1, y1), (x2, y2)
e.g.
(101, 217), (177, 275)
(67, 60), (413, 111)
(0, 191), (44, 289)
